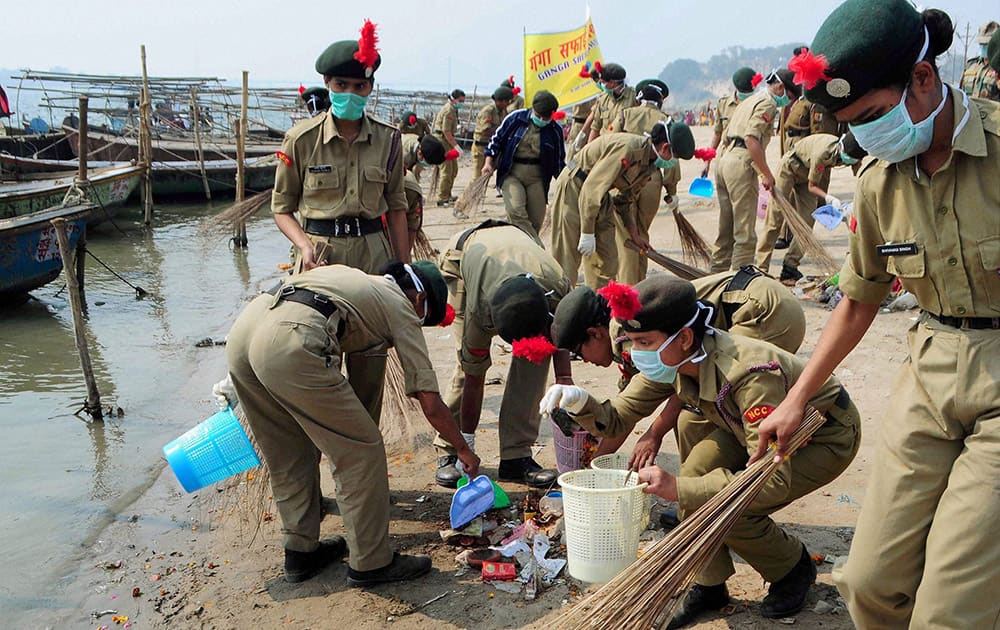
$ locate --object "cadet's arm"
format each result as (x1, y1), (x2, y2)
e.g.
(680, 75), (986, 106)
(274, 213), (311, 252)
(807, 181), (827, 200)
(416, 391), (479, 476)
(386, 210), (410, 263)
(552, 349), (573, 385)
(459, 373), (485, 433)
(745, 136), (774, 189)
(584, 109), (599, 143)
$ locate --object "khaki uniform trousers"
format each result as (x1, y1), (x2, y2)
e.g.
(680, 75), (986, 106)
(292, 230), (392, 276)
(711, 148), (760, 272)
(225, 295), (393, 571)
(550, 168), (619, 288)
(755, 172), (816, 272)
(565, 121), (585, 162)
(681, 405), (860, 586)
(615, 171), (662, 285)
(472, 144), (487, 178)
(835, 319), (1000, 629)
(501, 163), (547, 245)
(435, 134), (459, 202)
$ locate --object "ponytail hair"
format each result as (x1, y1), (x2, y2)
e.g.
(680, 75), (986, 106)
(380, 260), (419, 293)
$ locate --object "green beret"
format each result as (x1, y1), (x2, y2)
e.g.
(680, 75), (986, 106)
(400, 110), (418, 126)
(531, 90), (559, 117)
(803, 0), (925, 112)
(315, 40), (381, 79)
(601, 63), (627, 81)
(501, 78), (515, 88)
(492, 86), (514, 101)
(989, 28), (1000, 71)
(418, 134), (446, 165)
(620, 276), (698, 334)
(411, 261), (449, 327)
(300, 87), (330, 114)
(635, 79), (669, 102)
(768, 68), (802, 99)
(840, 130), (867, 161)
(732, 67), (758, 92)
(552, 287), (611, 350)
(668, 122), (695, 160)
(490, 276), (550, 342)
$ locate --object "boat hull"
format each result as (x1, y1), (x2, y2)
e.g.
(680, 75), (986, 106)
(0, 205), (91, 300)
(0, 165), (142, 225)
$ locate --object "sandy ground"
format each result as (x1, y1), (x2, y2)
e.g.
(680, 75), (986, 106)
(60, 125), (916, 630)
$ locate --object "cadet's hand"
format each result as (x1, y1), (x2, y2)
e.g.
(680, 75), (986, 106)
(481, 163), (495, 177)
(700, 165), (710, 178)
(663, 195), (679, 212)
(749, 399), (805, 464)
(574, 131), (587, 150)
(638, 465), (677, 501)
(760, 172), (775, 191)
(629, 432), (663, 471)
(577, 233), (597, 256)
(212, 373), (238, 410)
(824, 194), (843, 208)
(457, 448), (481, 478)
(299, 244), (326, 271)
(539, 384), (589, 416)
(627, 226), (651, 254)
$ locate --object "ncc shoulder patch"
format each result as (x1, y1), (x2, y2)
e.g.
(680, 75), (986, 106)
(743, 404), (775, 424)
(276, 151), (292, 167)
(621, 158), (630, 168)
(816, 164), (826, 172)
(761, 112), (772, 124)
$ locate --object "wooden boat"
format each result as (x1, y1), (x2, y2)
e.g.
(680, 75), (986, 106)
(0, 130), (75, 160)
(0, 203), (92, 301)
(0, 164), (142, 224)
(1, 153), (277, 197)
(63, 125), (279, 162)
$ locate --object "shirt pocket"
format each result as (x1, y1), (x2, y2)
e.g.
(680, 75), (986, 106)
(977, 235), (1000, 310)
(361, 165), (387, 211)
(302, 167), (342, 211)
(885, 245), (926, 278)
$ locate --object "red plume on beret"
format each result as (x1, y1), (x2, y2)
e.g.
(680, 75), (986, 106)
(439, 304), (456, 327)
(407, 114), (417, 125)
(508, 74), (516, 87)
(512, 336), (558, 365)
(593, 61), (603, 75)
(788, 50), (831, 89)
(693, 147), (716, 161)
(552, 111), (566, 121)
(512, 87), (522, 95)
(298, 84), (306, 95)
(597, 281), (641, 322)
(353, 19), (379, 70)
(445, 149), (460, 161)
(750, 72), (764, 88)
(579, 65), (593, 79)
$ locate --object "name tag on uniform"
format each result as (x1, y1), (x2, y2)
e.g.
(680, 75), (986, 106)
(308, 165), (332, 173)
(876, 242), (918, 256)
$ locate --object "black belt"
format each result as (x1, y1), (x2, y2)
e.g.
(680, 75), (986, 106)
(573, 116), (587, 123)
(513, 157), (540, 164)
(474, 140), (489, 146)
(303, 215), (384, 238)
(267, 284), (339, 319)
(728, 138), (747, 149)
(928, 312), (1000, 330)
(455, 219), (513, 250)
(786, 128), (809, 137)
(574, 169), (588, 183)
(720, 265), (764, 327)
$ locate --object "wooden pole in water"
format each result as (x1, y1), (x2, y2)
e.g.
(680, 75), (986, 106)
(140, 45), (154, 225)
(190, 87), (211, 200)
(233, 70), (249, 247)
(76, 96), (89, 185)
(51, 217), (103, 422)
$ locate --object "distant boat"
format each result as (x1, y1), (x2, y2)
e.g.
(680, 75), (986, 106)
(63, 125), (279, 162)
(0, 203), (92, 303)
(0, 164), (142, 225)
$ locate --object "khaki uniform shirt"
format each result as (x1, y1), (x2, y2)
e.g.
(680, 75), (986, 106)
(663, 162), (681, 196)
(961, 58), (1000, 102)
(781, 133), (840, 191)
(401, 133), (420, 172)
(840, 89), (1000, 319)
(573, 133), (657, 232)
(271, 113), (406, 220)
(434, 101), (459, 138)
(510, 94), (525, 112)
(441, 225), (570, 376)
(611, 104), (674, 190)
(782, 98), (812, 154)
(283, 265), (439, 395)
(714, 95), (741, 138)
(576, 331), (857, 508)
(726, 91), (778, 151)
(400, 116), (432, 138)
(475, 103), (506, 144)
(810, 103), (841, 136)
(403, 172), (423, 232)
(570, 100), (595, 125)
(513, 123), (542, 159)
(591, 86), (637, 136)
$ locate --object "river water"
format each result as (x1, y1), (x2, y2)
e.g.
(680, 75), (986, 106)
(0, 201), (290, 621)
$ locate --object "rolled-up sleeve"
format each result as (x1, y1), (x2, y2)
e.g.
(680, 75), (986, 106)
(572, 374), (673, 438)
(272, 134), (301, 215)
(390, 311), (440, 395)
(838, 187), (894, 305)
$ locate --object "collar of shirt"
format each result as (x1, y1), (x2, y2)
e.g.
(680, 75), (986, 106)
(322, 112), (373, 145)
(892, 84), (986, 182)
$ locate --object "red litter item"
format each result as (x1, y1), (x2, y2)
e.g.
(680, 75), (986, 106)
(482, 561), (517, 581)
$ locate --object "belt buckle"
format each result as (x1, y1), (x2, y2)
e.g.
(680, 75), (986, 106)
(355, 217), (361, 236)
(280, 284), (297, 297)
(312, 292), (330, 305)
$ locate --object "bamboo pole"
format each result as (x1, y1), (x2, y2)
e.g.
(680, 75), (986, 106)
(232, 71), (249, 247)
(75, 96), (89, 186)
(139, 45), (154, 225)
(190, 87), (211, 200)
(52, 217), (103, 422)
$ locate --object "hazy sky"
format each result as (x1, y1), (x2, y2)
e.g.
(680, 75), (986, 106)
(4, 0), (995, 91)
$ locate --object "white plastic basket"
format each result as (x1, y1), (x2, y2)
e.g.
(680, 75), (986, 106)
(590, 452), (670, 529)
(558, 469), (648, 583)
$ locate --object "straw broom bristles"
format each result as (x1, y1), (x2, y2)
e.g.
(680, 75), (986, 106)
(381, 349), (425, 455)
(671, 208), (712, 267)
(555, 408), (829, 630)
(429, 165), (441, 199)
(209, 189), (272, 229)
(625, 239), (708, 281)
(412, 228), (439, 261)
(769, 189), (839, 276)
(454, 172), (492, 216)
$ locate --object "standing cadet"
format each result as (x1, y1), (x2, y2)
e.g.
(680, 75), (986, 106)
(472, 86), (512, 177)
(481, 90), (566, 243)
(433, 89), (466, 207)
(501, 76), (525, 111)
(541, 275), (859, 627)
(707, 67), (760, 164)
(564, 98), (595, 161)
(400, 134), (455, 252)
(609, 80), (696, 285)
(272, 25), (410, 274)
(576, 62), (636, 147)
(433, 222), (571, 488)
(299, 86), (331, 117)
(710, 68), (800, 272)
(754, 3), (1000, 627)
(550, 124), (673, 288)
(755, 132), (866, 282)
(226, 262), (478, 585)
(960, 21), (999, 102)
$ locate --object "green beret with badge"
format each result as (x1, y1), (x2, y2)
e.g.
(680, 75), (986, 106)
(619, 275), (698, 334)
(492, 86), (514, 101)
(668, 121), (695, 160)
(300, 86), (330, 115)
(315, 19), (382, 79)
(531, 90), (559, 117)
(732, 66), (761, 93)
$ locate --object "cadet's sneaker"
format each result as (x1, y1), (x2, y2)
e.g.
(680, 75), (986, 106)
(779, 265), (803, 285)
(435, 455), (462, 488)
(284, 536), (347, 583)
(347, 552), (432, 587)
(666, 583), (730, 629)
(498, 457), (558, 488)
(759, 545), (817, 618)
(658, 507), (681, 530)
(774, 235), (793, 250)
(436, 199), (454, 207)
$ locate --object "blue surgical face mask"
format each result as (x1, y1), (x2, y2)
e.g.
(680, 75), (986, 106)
(417, 158), (431, 168)
(839, 152), (859, 166)
(454, 100), (464, 110)
(329, 91), (367, 121)
(736, 90), (753, 100)
(982, 44), (990, 58)
(656, 157), (677, 169)
(772, 88), (790, 108)
(530, 114), (549, 128)
(629, 312), (705, 384)
(848, 82), (947, 163)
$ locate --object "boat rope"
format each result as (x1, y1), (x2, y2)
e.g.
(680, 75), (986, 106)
(84, 248), (149, 298)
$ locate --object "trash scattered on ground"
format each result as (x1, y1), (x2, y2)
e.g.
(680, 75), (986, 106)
(777, 617), (796, 624)
(836, 494), (859, 507)
(813, 600), (838, 614)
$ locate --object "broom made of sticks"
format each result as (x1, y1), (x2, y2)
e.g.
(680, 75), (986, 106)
(554, 408), (830, 630)
(454, 172), (492, 216)
(381, 349), (426, 455)
(210, 189), (273, 229)
(625, 239), (708, 281)
(412, 229), (439, 261)
(768, 188), (839, 276)
(671, 208), (712, 267)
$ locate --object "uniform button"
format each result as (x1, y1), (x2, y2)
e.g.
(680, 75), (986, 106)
(350, 162), (355, 166)
(937, 207), (948, 215)
(957, 306), (967, 315)
(348, 189), (355, 195)
(947, 257), (958, 266)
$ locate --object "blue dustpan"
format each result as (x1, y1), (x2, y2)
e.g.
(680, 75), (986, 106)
(450, 474), (496, 529)
(689, 177), (715, 198)
(812, 204), (844, 231)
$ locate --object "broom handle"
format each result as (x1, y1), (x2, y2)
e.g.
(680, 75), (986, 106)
(624, 239), (708, 280)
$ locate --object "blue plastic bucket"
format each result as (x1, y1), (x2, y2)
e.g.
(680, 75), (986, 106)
(689, 177), (715, 198)
(163, 407), (261, 492)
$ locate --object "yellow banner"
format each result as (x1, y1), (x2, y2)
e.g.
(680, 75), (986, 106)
(523, 18), (603, 110)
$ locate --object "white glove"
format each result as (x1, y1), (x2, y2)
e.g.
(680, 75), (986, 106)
(577, 233), (597, 256)
(665, 195), (679, 212)
(574, 131), (587, 150)
(455, 432), (477, 472)
(539, 384), (589, 416)
(212, 373), (238, 410)
(824, 194), (843, 208)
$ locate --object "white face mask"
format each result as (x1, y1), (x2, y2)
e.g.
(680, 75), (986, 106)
(848, 82), (947, 163)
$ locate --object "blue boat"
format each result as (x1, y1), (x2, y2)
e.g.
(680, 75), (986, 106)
(0, 203), (93, 303)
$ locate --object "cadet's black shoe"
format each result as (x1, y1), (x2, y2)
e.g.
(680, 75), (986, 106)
(774, 236), (792, 250)
(435, 455), (462, 488)
(759, 545), (817, 619)
(666, 583), (730, 629)
(779, 265), (803, 285)
(436, 199), (453, 207)
(498, 457), (558, 488)
(347, 552), (432, 587)
(284, 536), (347, 583)
(658, 507), (680, 530)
